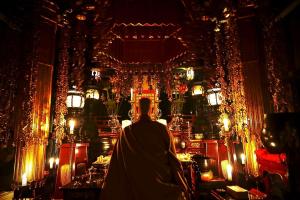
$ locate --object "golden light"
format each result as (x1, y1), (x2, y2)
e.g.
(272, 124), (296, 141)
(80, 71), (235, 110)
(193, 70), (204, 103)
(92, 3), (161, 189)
(49, 157), (54, 169)
(76, 14), (86, 21)
(22, 173), (27, 186)
(240, 153), (246, 165)
(233, 153), (237, 162)
(91, 68), (101, 80)
(220, 113), (230, 131)
(85, 5), (95, 10)
(223, 117), (230, 132)
(192, 84), (204, 96)
(112, 138), (117, 145)
(186, 67), (194, 80)
(69, 119), (76, 135)
(270, 142), (276, 147)
(180, 141), (186, 149)
(207, 87), (222, 105)
(226, 163), (233, 181)
(86, 88), (100, 100)
(201, 170), (213, 181)
(55, 158), (59, 166)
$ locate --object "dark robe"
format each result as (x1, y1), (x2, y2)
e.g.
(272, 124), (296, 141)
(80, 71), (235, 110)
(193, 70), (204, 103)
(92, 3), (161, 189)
(101, 115), (189, 200)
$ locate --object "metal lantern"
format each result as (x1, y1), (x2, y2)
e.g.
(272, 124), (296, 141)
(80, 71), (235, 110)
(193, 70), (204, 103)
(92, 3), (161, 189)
(91, 68), (101, 80)
(186, 67), (194, 80)
(192, 84), (204, 96)
(66, 86), (85, 108)
(207, 87), (222, 106)
(86, 88), (100, 100)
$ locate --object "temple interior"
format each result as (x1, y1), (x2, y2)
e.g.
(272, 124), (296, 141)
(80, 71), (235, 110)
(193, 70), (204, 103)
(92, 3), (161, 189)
(1, 0), (300, 199)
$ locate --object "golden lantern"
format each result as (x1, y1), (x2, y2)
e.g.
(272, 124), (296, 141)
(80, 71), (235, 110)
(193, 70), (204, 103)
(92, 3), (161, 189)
(86, 88), (100, 100)
(192, 84), (204, 96)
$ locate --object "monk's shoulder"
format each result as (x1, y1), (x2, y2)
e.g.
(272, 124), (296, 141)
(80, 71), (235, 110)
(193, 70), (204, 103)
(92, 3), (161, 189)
(152, 121), (164, 128)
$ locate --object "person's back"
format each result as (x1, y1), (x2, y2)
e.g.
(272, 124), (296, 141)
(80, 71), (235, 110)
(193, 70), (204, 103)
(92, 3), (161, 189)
(100, 98), (189, 200)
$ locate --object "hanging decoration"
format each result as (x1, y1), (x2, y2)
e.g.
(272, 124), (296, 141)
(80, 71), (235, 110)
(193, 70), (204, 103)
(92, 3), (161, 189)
(54, 28), (69, 146)
(263, 22), (290, 112)
(223, 15), (258, 176)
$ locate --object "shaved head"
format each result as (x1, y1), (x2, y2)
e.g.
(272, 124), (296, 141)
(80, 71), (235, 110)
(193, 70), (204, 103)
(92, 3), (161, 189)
(139, 98), (151, 115)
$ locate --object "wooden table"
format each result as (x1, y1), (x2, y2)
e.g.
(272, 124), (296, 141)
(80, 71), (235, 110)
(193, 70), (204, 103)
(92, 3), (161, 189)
(61, 181), (102, 200)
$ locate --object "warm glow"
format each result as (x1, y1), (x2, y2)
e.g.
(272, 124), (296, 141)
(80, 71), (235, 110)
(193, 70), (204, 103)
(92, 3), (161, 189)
(180, 141), (186, 149)
(241, 153), (246, 165)
(201, 170), (213, 181)
(130, 88), (134, 101)
(204, 159), (208, 168)
(69, 119), (75, 134)
(86, 89), (100, 100)
(186, 67), (194, 80)
(91, 68), (101, 79)
(55, 158), (59, 166)
(76, 14), (86, 21)
(22, 173), (27, 186)
(220, 113), (230, 131)
(270, 142), (276, 147)
(75, 148), (79, 154)
(112, 138), (117, 145)
(66, 88), (85, 108)
(223, 117), (230, 131)
(233, 154), (237, 162)
(227, 163), (233, 181)
(49, 157), (54, 169)
(192, 85), (204, 96)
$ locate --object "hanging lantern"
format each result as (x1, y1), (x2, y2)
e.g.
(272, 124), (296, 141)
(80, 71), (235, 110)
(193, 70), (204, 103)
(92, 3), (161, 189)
(192, 83), (204, 96)
(207, 87), (222, 106)
(66, 86), (85, 108)
(91, 68), (101, 80)
(186, 67), (194, 80)
(86, 88), (100, 100)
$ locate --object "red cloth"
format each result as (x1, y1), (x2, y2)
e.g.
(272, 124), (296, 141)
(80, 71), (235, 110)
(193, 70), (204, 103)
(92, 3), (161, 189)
(255, 148), (287, 180)
(256, 149), (286, 164)
(101, 115), (189, 200)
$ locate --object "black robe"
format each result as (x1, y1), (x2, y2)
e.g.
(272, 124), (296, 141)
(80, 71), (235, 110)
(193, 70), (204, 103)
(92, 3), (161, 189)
(101, 115), (189, 200)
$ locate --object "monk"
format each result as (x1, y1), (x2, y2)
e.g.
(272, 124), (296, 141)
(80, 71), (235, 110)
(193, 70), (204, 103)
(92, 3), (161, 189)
(100, 98), (189, 200)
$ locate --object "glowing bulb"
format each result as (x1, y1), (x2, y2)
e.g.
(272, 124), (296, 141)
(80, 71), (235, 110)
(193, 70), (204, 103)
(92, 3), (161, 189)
(240, 153), (246, 165)
(49, 157), (54, 169)
(226, 164), (233, 181)
(69, 119), (75, 134)
(22, 173), (27, 186)
(55, 158), (59, 166)
(270, 142), (276, 147)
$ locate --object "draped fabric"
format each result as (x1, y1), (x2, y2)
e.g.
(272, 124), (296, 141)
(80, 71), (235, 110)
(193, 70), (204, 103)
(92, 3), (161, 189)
(101, 115), (189, 200)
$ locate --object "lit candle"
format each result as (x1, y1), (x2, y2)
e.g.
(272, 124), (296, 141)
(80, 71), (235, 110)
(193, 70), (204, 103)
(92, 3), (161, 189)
(130, 88), (133, 101)
(55, 158), (59, 167)
(22, 173), (27, 186)
(69, 119), (75, 134)
(241, 153), (246, 165)
(204, 159), (208, 168)
(227, 164), (233, 181)
(223, 117), (230, 131)
(49, 157), (54, 169)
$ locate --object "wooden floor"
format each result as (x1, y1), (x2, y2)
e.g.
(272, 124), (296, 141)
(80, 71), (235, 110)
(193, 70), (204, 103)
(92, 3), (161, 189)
(0, 192), (13, 200)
